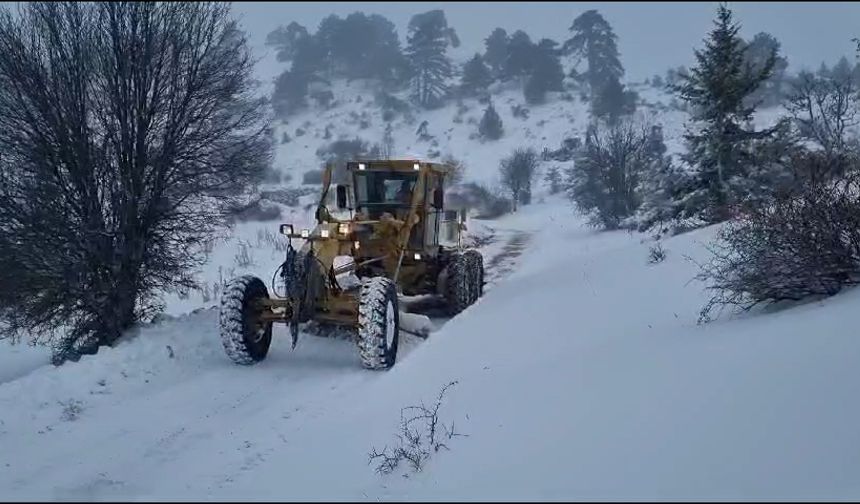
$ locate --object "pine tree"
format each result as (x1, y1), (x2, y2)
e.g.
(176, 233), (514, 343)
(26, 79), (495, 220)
(272, 69), (309, 116)
(405, 10), (458, 108)
(742, 32), (788, 107)
(478, 102), (504, 140)
(563, 10), (624, 99)
(674, 3), (780, 223)
(503, 30), (536, 82)
(265, 22), (310, 63)
(545, 166), (563, 194)
(461, 53), (494, 97)
(524, 39), (565, 104)
(484, 28), (509, 79)
(591, 77), (637, 121)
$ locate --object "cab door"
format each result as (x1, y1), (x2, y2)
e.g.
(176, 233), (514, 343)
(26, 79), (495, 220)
(423, 173), (443, 251)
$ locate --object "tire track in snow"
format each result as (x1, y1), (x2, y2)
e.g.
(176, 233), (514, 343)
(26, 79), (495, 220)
(483, 230), (532, 289)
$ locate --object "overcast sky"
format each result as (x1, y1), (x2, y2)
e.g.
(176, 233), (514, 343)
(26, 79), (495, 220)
(233, 1), (860, 81)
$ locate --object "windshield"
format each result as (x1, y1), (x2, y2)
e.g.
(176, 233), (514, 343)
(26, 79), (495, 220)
(354, 171), (418, 213)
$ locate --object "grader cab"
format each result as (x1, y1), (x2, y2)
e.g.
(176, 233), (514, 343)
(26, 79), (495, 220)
(219, 160), (484, 370)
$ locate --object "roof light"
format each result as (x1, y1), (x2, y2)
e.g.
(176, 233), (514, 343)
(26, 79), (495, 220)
(413, 162), (420, 171)
(413, 253), (422, 260)
(353, 240), (361, 250)
(358, 163), (366, 170)
(320, 229), (330, 238)
(300, 229), (310, 238)
(338, 223), (350, 235)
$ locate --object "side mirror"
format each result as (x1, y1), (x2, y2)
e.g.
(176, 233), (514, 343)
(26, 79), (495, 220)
(433, 188), (444, 209)
(279, 224), (294, 236)
(336, 185), (348, 209)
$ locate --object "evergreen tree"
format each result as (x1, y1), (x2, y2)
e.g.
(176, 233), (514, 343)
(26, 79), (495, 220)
(503, 30), (536, 81)
(742, 32), (788, 107)
(545, 166), (563, 194)
(484, 28), (509, 79)
(461, 53), (494, 97)
(632, 156), (697, 233)
(478, 102), (504, 140)
(563, 10), (624, 98)
(405, 10), (458, 108)
(524, 39), (565, 104)
(265, 22), (310, 63)
(592, 76), (637, 121)
(831, 55), (853, 81)
(272, 69), (309, 116)
(674, 3), (780, 223)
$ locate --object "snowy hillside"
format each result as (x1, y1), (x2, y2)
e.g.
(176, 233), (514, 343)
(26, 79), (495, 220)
(1, 196), (859, 500)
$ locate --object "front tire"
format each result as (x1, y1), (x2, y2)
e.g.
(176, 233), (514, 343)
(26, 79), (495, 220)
(357, 277), (400, 370)
(220, 275), (273, 365)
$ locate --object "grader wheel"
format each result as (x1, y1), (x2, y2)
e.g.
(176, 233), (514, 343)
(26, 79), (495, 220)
(219, 275), (273, 365)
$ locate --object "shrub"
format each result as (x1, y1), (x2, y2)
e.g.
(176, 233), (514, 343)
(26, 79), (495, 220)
(648, 242), (667, 264)
(696, 174), (860, 323)
(500, 148), (539, 211)
(511, 104), (530, 120)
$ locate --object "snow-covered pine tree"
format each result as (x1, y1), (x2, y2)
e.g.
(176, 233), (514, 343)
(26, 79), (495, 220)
(405, 10), (458, 109)
(524, 39), (565, 105)
(674, 3), (781, 224)
(563, 10), (624, 101)
(478, 102), (504, 140)
(742, 32), (788, 108)
(502, 30), (535, 83)
(483, 28), (509, 80)
(544, 166), (563, 194)
(460, 53), (494, 98)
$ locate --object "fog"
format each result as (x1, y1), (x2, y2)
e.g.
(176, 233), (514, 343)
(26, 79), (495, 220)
(233, 1), (860, 81)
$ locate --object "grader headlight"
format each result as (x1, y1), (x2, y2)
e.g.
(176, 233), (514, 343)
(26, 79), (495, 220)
(338, 223), (350, 235)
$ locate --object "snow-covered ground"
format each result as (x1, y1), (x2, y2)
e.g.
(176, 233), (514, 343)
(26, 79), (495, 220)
(1, 194), (859, 500)
(0, 51), (853, 500)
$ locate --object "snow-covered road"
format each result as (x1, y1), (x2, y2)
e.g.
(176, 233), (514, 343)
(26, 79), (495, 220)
(2, 198), (860, 501)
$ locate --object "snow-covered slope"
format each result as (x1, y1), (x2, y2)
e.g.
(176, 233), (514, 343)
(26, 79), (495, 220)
(1, 195), (859, 500)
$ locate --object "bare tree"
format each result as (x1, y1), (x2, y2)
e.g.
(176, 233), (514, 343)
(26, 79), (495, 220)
(500, 148), (539, 211)
(0, 2), (271, 363)
(786, 70), (859, 177)
(565, 117), (653, 229)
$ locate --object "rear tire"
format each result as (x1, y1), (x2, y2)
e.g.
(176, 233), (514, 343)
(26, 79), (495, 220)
(220, 275), (273, 365)
(444, 253), (471, 315)
(357, 277), (400, 370)
(463, 249), (484, 301)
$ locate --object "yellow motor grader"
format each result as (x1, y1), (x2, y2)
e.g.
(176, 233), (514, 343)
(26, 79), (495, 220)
(219, 160), (484, 369)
